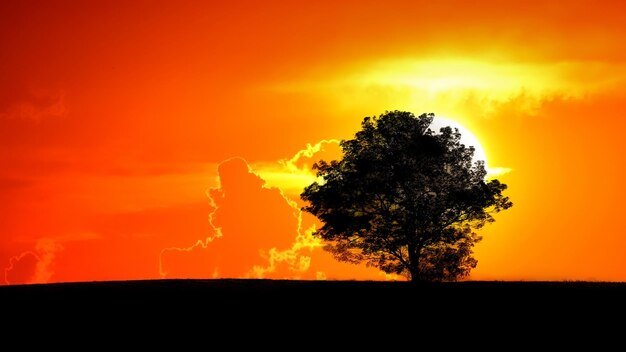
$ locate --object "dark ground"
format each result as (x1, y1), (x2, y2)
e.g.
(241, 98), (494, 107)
(4, 278), (626, 300)
(3, 279), (626, 311)
(2, 279), (624, 339)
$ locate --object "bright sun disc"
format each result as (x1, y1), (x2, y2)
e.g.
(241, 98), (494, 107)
(430, 117), (488, 167)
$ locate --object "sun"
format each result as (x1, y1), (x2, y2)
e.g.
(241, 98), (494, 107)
(430, 116), (488, 167)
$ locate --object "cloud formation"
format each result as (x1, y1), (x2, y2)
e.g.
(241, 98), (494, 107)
(253, 139), (341, 196)
(160, 153), (387, 280)
(159, 157), (315, 278)
(269, 59), (626, 119)
(4, 239), (62, 285)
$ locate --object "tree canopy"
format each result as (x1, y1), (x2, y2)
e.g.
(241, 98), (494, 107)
(301, 111), (512, 281)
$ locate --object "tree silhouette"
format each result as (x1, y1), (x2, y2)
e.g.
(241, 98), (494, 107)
(301, 111), (512, 282)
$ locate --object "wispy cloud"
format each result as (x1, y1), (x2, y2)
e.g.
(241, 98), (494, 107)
(252, 139), (340, 196)
(268, 58), (626, 118)
(0, 89), (67, 122)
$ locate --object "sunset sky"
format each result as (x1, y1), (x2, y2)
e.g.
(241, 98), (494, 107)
(2, 0), (626, 284)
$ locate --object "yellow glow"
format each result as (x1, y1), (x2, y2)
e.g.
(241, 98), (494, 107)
(253, 140), (341, 196)
(356, 59), (571, 95)
(253, 164), (318, 194)
(431, 117), (488, 164)
(323, 58), (626, 98)
(431, 117), (510, 177)
(269, 58), (626, 121)
(254, 114), (513, 196)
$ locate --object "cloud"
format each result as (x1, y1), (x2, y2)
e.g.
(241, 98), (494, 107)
(252, 139), (341, 196)
(160, 154), (386, 280)
(267, 58), (626, 119)
(159, 157), (312, 278)
(4, 239), (63, 285)
(4, 252), (38, 285)
(2, 232), (103, 285)
(487, 167), (512, 178)
(0, 89), (67, 122)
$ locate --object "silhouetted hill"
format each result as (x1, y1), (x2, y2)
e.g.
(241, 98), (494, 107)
(4, 279), (626, 299)
(4, 278), (625, 297)
(3, 279), (626, 309)
(2, 279), (625, 337)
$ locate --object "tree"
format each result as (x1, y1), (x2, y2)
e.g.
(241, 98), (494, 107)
(301, 111), (512, 282)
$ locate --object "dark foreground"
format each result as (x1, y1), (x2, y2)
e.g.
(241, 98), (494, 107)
(3, 279), (626, 310)
(2, 280), (625, 336)
(5, 278), (626, 299)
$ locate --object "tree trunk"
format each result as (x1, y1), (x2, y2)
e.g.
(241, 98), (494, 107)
(407, 244), (422, 282)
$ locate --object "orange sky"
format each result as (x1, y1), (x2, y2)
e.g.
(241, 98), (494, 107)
(2, 0), (626, 284)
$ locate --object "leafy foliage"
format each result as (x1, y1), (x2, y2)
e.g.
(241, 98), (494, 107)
(301, 111), (512, 281)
